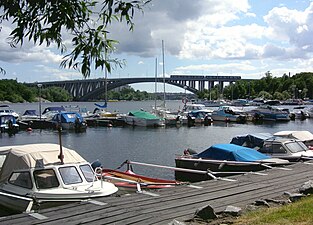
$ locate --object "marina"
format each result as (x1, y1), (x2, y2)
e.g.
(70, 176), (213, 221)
(1, 100), (313, 223)
(1, 160), (313, 224)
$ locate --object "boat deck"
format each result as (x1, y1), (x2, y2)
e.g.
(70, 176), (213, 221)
(1, 161), (313, 224)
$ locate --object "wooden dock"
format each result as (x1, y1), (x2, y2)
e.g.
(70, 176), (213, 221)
(1, 161), (313, 225)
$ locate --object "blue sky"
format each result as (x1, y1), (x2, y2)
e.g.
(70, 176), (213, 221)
(1, 0), (313, 93)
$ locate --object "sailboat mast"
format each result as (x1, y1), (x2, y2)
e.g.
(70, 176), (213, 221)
(154, 57), (158, 111)
(105, 51), (108, 106)
(162, 40), (166, 108)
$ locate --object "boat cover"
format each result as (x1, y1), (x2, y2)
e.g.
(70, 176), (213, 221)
(128, 110), (160, 119)
(0, 143), (86, 183)
(42, 106), (66, 114)
(23, 110), (38, 116)
(230, 133), (274, 149)
(53, 112), (83, 123)
(196, 143), (270, 162)
(274, 131), (313, 142)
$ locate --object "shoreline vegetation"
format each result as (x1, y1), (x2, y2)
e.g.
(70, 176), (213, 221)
(233, 195), (313, 225)
(1, 72), (313, 103)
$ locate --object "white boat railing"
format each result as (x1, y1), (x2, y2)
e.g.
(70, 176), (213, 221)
(125, 160), (269, 182)
(176, 157), (292, 170)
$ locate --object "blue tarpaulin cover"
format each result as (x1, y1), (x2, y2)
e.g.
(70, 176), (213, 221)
(230, 133), (274, 149)
(53, 112), (83, 123)
(196, 143), (270, 162)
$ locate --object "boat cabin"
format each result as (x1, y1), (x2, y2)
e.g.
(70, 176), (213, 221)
(231, 133), (313, 161)
(0, 143), (118, 212)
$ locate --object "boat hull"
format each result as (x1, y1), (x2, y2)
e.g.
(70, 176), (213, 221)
(102, 169), (180, 192)
(175, 158), (266, 182)
(0, 181), (118, 212)
(123, 116), (163, 127)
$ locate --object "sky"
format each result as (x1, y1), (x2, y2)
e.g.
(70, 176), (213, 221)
(1, 0), (313, 93)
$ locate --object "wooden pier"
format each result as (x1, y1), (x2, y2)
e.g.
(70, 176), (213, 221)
(1, 161), (313, 224)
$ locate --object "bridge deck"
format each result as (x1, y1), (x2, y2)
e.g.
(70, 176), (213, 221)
(1, 161), (310, 225)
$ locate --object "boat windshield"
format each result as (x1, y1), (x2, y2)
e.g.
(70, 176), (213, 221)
(79, 164), (95, 182)
(34, 169), (59, 189)
(59, 166), (83, 185)
(285, 141), (308, 153)
(9, 171), (32, 189)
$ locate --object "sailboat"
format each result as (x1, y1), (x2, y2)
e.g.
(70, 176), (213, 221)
(91, 53), (121, 123)
(152, 40), (182, 126)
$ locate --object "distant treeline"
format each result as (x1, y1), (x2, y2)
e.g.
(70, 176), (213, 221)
(197, 72), (313, 100)
(0, 80), (156, 103)
(2, 72), (313, 103)
(0, 79), (72, 103)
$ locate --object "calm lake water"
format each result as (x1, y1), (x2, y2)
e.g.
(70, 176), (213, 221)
(1, 100), (313, 180)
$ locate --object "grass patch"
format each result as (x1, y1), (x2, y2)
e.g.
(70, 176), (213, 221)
(233, 196), (313, 225)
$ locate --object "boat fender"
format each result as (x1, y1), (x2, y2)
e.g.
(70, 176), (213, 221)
(182, 98), (188, 104)
(8, 120), (13, 130)
(91, 160), (102, 170)
(184, 148), (197, 155)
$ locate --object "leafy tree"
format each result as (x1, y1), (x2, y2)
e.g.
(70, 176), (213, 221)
(41, 87), (72, 102)
(273, 91), (284, 100)
(0, 0), (150, 77)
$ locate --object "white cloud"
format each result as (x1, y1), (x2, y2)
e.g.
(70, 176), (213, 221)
(33, 65), (82, 81)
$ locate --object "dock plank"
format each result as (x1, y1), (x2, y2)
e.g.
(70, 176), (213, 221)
(1, 162), (313, 225)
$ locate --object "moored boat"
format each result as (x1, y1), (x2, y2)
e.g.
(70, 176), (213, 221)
(51, 111), (87, 131)
(230, 133), (313, 161)
(0, 114), (19, 134)
(0, 143), (118, 213)
(122, 110), (164, 127)
(211, 106), (246, 122)
(273, 130), (313, 149)
(247, 105), (290, 121)
(175, 144), (288, 182)
(0, 105), (19, 119)
(101, 168), (183, 192)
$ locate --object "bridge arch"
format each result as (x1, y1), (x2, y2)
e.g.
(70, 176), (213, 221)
(28, 75), (241, 101)
(80, 78), (198, 101)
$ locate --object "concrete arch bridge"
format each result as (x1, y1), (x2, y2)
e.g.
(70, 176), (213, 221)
(30, 75), (241, 101)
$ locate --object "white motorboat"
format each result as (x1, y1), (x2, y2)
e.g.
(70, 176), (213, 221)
(274, 130), (313, 148)
(0, 143), (118, 213)
(231, 133), (313, 161)
(0, 104), (19, 119)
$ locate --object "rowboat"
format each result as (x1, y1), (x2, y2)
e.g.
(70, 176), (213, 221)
(102, 168), (183, 192)
(92, 160), (185, 192)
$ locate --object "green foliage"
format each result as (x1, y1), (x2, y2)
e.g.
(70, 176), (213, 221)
(106, 87), (153, 101)
(234, 196), (313, 225)
(0, 0), (151, 77)
(0, 79), (72, 102)
(0, 79), (36, 103)
(41, 87), (72, 102)
(202, 72), (313, 100)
